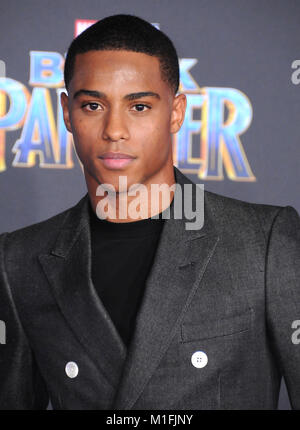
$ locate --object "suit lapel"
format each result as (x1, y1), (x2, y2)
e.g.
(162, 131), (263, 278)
(112, 168), (219, 409)
(39, 195), (126, 391)
(38, 167), (219, 409)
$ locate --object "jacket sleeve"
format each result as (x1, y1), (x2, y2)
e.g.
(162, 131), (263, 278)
(0, 233), (49, 410)
(265, 206), (300, 409)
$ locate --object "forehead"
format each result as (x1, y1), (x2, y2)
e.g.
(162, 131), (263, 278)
(70, 50), (168, 93)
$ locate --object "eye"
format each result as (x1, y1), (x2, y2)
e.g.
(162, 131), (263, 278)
(82, 102), (102, 111)
(131, 103), (151, 112)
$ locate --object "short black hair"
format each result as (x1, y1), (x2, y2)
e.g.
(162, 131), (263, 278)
(64, 14), (179, 94)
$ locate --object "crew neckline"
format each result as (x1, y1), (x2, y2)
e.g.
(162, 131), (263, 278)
(88, 196), (174, 238)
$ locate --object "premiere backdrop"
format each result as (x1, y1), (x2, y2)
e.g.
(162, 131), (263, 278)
(0, 0), (299, 409)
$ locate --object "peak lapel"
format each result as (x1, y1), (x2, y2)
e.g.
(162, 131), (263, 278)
(39, 195), (126, 390)
(112, 168), (219, 409)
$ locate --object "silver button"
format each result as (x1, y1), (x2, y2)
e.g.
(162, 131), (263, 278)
(65, 361), (79, 378)
(191, 351), (208, 368)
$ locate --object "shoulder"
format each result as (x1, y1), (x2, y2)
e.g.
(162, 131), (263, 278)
(204, 188), (282, 218)
(204, 189), (299, 242)
(175, 166), (299, 240)
(0, 194), (88, 259)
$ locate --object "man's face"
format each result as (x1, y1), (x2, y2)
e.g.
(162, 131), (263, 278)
(61, 50), (186, 192)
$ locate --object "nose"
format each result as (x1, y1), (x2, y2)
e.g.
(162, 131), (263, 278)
(102, 108), (129, 142)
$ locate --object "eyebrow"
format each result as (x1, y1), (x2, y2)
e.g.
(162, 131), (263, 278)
(73, 89), (105, 99)
(124, 91), (160, 101)
(73, 89), (160, 101)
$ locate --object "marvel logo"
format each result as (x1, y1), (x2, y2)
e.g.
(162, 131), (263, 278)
(74, 19), (160, 38)
(74, 19), (96, 37)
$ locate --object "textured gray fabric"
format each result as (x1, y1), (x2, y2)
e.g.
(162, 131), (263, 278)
(0, 166), (299, 409)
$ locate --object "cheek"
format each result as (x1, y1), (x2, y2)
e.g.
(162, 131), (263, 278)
(137, 133), (172, 167)
(71, 130), (94, 165)
(71, 117), (97, 149)
(130, 112), (171, 146)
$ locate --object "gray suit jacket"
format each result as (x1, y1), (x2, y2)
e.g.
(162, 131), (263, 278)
(0, 166), (300, 410)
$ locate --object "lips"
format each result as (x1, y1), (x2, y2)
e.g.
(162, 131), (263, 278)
(100, 152), (135, 159)
(99, 152), (136, 169)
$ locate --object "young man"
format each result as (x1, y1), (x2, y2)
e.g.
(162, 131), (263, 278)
(0, 15), (299, 410)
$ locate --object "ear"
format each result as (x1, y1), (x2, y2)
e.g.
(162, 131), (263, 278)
(60, 92), (72, 133)
(170, 93), (187, 134)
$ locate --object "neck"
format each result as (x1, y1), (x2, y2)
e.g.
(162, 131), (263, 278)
(85, 165), (176, 223)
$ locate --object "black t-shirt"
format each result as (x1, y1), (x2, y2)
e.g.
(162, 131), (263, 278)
(89, 201), (169, 347)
